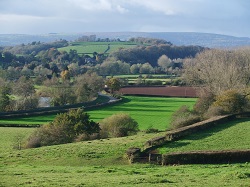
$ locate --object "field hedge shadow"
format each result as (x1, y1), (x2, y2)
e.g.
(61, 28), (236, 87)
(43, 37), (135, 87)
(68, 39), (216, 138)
(0, 95), (122, 127)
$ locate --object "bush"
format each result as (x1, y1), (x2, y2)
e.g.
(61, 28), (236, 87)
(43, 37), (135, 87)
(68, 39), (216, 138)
(212, 90), (248, 114)
(26, 109), (100, 148)
(193, 91), (215, 115)
(145, 125), (160, 133)
(169, 105), (200, 130)
(100, 113), (139, 138)
(204, 106), (225, 119)
(75, 133), (100, 142)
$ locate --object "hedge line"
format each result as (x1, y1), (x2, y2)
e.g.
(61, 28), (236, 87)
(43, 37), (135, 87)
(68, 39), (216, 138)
(161, 150), (250, 165)
(0, 124), (41, 128)
(0, 95), (121, 119)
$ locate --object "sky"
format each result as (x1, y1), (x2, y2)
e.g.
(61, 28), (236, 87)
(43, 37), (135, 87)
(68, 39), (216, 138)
(0, 0), (250, 37)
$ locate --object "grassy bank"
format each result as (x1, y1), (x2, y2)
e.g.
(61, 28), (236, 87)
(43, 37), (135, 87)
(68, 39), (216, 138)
(158, 119), (250, 154)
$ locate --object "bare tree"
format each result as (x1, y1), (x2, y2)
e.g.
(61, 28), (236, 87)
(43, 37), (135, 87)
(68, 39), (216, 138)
(75, 72), (104, 102)
(184, 48), (250, 95)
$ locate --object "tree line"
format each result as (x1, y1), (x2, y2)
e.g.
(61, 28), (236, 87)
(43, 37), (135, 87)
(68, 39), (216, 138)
(0, 71), (104, 112)
(171, 47), (250, 129)
(0, 37), (206, 79)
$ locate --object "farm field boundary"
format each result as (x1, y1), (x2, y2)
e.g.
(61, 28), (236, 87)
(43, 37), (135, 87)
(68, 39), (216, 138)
(161, 150), (250, 165)
(0, 95), (121, 127)
(127, 112), (250, 165)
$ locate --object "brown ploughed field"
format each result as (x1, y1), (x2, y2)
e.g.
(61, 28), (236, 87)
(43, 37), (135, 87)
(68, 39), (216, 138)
(119, 86), (197, 97)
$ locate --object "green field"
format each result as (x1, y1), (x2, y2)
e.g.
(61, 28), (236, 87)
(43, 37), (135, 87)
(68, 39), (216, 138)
(88, 96), (196, 130)
(106, 74), (177, 85)
(0, 96), (196, 130)
(58, 41), (142, 56)
(0, 115), (56, 125)
(0, 126), (249, 186)
(0, 127), (34, 152)
(1, 97), (249, 186)
(158, 119), (250, 154)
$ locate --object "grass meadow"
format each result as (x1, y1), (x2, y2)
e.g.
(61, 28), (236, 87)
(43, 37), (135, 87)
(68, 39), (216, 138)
(0, 96), (197, 130)
(0, 96), (249, 186)
(0, 126), (249, 186)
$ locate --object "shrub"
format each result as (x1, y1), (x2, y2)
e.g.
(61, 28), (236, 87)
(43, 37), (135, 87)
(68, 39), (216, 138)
(169, 105), (200, 130)
(25, 136), (41, 148)
(75, 133), (100, 142)
(212, 90), (248, 114)
(193, 91), (215, 115)
(26, 109), (100, 147)
(204, 105), (225, 119)
(100, 113), (139, 138)
(145, 125), (160, 133)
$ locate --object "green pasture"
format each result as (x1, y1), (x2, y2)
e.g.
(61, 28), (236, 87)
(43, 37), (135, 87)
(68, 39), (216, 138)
(107, 74), (177, 85)
(0, 96), (196, 130)
(88, 96), (196, 130)
(158, 118), (250, 154)
(0, 126), (249, 186)
(58, 41), (140, 56)
(0, 127), (34, 152)
(0, 115), (56, 125)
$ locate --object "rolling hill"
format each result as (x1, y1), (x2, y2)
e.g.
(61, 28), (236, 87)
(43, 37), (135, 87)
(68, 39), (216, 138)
(1, 32), (250, 48)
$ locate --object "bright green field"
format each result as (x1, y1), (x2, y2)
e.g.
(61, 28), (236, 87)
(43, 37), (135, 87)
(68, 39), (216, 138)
(0, 115), (56, 125)
(88, 96), (196, 130)
(0, 96), (196, 130)
(0, 127), (249, 187)
(58, 41), (140, 55)
(159, 119), (250, 154)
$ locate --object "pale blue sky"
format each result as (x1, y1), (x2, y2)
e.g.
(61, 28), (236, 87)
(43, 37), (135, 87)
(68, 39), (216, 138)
(0, 0), (249, 37)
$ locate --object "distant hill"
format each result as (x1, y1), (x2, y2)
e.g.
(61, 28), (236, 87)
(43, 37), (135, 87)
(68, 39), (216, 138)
(1, 32), (250, 48)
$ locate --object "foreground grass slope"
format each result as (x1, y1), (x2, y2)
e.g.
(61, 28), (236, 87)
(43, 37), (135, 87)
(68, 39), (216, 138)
(0, 123), (250, 186)
(158, 118), (250, 154)
(1, 163), (249, 187)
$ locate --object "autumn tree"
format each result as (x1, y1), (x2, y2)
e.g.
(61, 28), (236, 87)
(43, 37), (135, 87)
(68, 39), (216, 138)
(212, 89), (248, 114)
(60, 70), (70, 81)
(106, 77), (121, 95)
